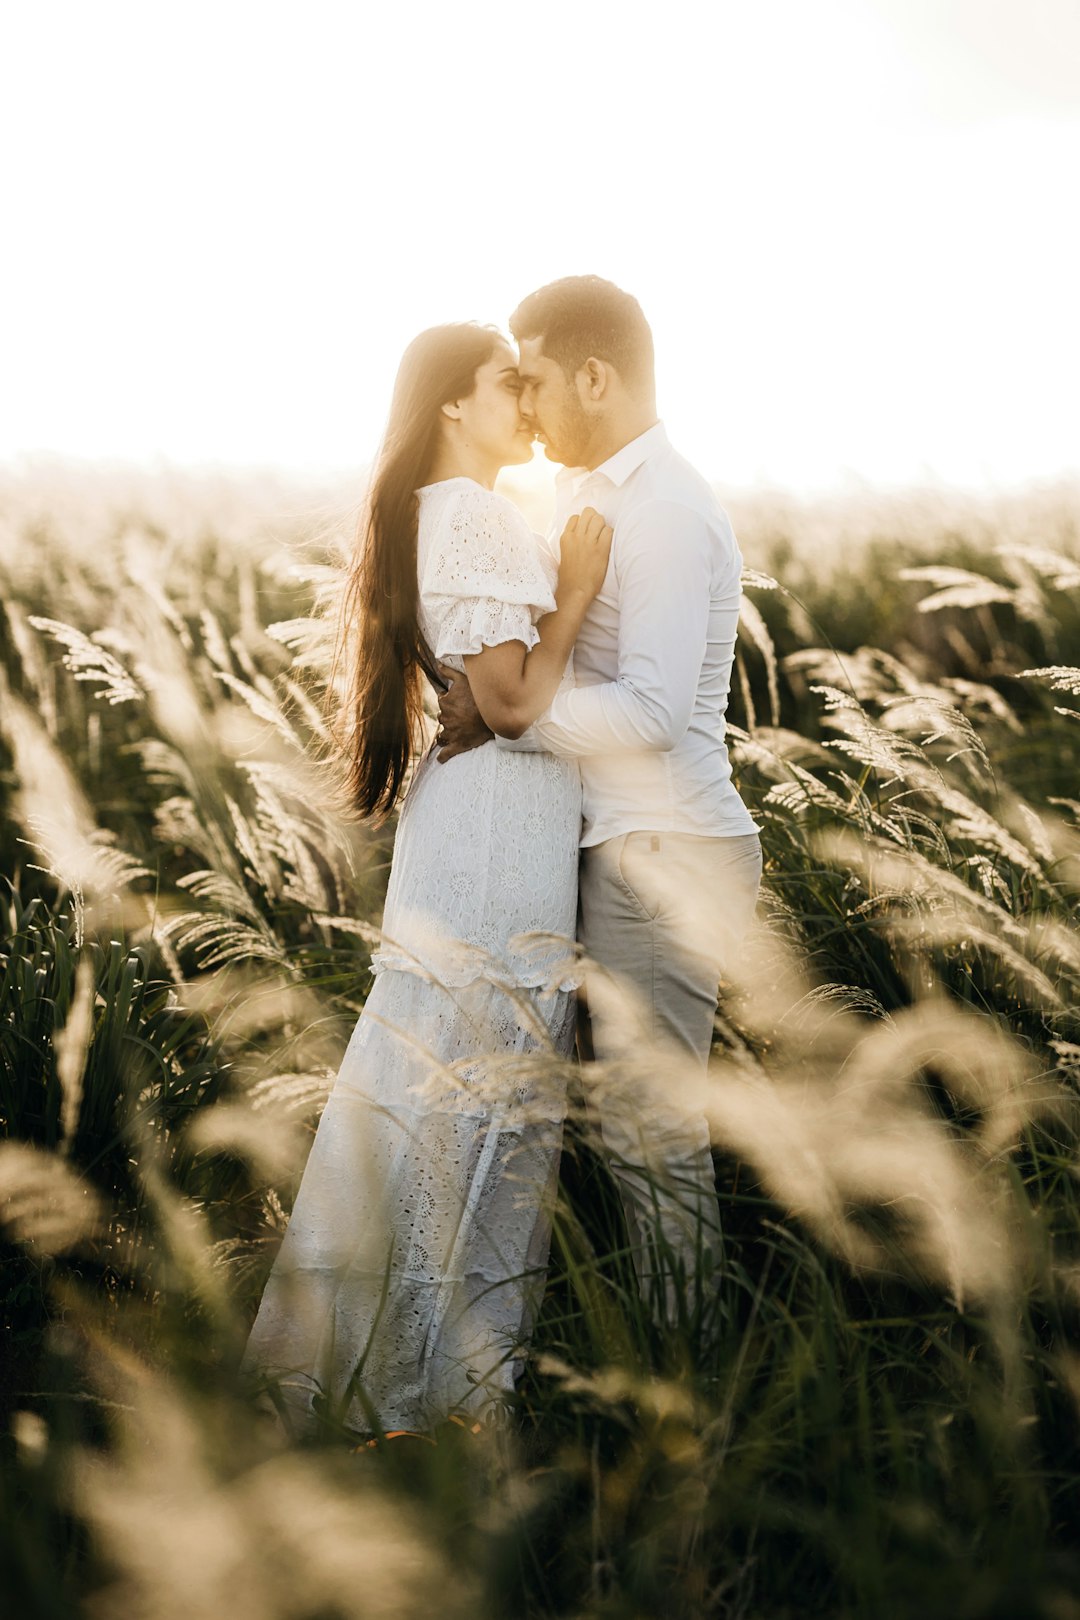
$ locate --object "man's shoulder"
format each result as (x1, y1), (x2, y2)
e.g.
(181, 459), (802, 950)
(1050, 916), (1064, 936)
(618, 448), (738, 564)
(625, 443), (729, 527)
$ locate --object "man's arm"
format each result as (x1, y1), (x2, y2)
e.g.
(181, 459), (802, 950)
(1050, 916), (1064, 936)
(518, 498), (724, 758)
(438, 498), (734, 763)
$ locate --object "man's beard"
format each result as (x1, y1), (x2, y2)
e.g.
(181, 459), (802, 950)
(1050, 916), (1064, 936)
(548, 394), (593, 467)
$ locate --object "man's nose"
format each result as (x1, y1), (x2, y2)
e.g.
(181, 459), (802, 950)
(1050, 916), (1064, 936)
(518, 388), (537, 422)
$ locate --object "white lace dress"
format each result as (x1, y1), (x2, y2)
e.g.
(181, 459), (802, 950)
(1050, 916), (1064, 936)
(240, 478), (582, 1436)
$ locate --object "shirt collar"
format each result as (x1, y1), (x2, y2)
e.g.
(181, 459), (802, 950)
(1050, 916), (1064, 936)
(556, 420), (669, 499)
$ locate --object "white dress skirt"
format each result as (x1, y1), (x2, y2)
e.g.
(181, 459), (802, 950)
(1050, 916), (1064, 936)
(240, 477), (582, 1436)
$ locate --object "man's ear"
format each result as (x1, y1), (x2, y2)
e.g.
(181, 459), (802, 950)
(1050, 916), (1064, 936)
(579, 357), (608, 400)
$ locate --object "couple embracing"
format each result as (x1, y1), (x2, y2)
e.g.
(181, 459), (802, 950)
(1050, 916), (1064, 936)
(241, 275), (762, 1439)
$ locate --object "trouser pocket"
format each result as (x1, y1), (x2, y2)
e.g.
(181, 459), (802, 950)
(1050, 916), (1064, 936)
(615, 830), (665, 921)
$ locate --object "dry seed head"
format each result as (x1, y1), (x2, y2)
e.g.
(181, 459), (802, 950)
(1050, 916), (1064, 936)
(0, 1142), (103, 1256)
(183, 1102), (309, 1182)
(54, 954), (96, 1154)
(63, 1355), (469, 1620)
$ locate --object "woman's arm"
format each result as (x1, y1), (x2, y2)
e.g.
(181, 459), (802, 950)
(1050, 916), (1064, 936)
(460, 507), (611, 740)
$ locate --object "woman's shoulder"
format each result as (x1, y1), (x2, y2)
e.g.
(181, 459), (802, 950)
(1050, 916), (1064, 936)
(418, 478), (535, 544)
(417, 478), (552, 604)
(417, 476), (526, 519)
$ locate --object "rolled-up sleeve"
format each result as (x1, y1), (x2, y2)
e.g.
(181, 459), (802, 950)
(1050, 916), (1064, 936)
(506, 498), (715, 758)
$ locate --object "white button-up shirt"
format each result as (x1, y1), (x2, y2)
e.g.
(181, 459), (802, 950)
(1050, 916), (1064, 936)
(503, 421), (759, 849)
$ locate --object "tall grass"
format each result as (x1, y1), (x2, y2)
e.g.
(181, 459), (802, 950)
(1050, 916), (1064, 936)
(2, 464), (1080, 1618)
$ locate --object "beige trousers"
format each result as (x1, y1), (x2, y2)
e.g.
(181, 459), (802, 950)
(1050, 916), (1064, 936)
(577, 828), (762, 1322)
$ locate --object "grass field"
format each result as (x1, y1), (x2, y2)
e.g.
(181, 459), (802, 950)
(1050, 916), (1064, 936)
(2, 462), (1080, 1618)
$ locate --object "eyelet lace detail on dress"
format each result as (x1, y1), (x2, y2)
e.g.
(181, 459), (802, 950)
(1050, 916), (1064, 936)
(240, 478), (583, 1438)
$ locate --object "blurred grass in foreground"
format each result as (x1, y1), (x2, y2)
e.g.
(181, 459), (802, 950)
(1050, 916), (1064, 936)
(1, 463), (1080, 1619)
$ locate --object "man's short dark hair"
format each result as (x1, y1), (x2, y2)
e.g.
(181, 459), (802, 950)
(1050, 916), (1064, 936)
(510, 275), (654, 389)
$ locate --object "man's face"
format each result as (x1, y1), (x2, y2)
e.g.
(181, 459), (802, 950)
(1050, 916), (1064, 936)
(515, 336), (594, 467)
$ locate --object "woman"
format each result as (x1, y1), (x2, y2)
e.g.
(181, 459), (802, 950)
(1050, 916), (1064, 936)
(240, 323), (611, 1439)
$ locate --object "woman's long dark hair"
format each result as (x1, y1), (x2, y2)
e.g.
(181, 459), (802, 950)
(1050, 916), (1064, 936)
(329, 322), (503, 819)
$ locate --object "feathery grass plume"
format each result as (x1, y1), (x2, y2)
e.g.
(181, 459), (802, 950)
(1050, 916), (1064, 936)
(813, 684), (937, 786)
(212, 670), (307, 749)
(241, 767), (334, 915)
(125, 736), (201, 796)
(536, 1353), (703, 1425)
(734, 643), (757, 731)
(762, 759), (910, 845)
(1048, 797), (1080, 833)
(162, 908), (296, 976)
(940, 675), (1023, 732)
(898, 915), (1063, 1012)
(182, 1100), (309, 1183)
(246, 1070), (336, 1119)
(782, 645), (1012, 784)
(0, 676), (97, 835)
(997, 543), (1080, 591)
(1023, 915), (1080, 981)
(25, 615), (143, 704)
(152, 794), (224, 865)
(1050, 1039), (1080, 1083)
(2, 596), (59, 734)
(278, 674), (331, 742)
(739, 566), (780, 592)
(136, 648), (216, 755)
(994, 551), (1056, 628)
(909, 774), (1049, 881)
(26, 817), (155, 900)
(0, 679), (128, 942)
(964, 853), (1015, 904)
(124, 541), (196, 652)
(309, 913), (382, 948)
(223, 792), (282, 899)
(700, 929), (1041, 1307)
(898, 565), (1020, 614)
(814, 829), (1068, 1013)
(878, 693), (990, 774)
(178, 972), (334, 1043)
(53, 954), (96, 1155)
(704, 1059), (1015, 1309)
(785, 643), (924, 703)
(1019, 665), (1080, 693)
(264, 612), (339, 673)
(787, 979), (895, 1026)
(197, 607), (235, 674)
(1019, 665), (1080, 726)
(737, 592), (780, 726)
(60, 1338), (476, 1620)
(816, 824), (1030, 935)
(0, 1141), (104, 1255)
(1013, 800), (1059, 865)
(170, 869), (267, 927)
(728, 722), (835, 776)
(845, 996), (1059, 1157)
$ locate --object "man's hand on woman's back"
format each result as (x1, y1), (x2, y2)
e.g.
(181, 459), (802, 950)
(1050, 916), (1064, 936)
(435, 666), (494, 762)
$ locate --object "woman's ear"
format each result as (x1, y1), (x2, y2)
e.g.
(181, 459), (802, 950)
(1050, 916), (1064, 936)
(440, 399), (463, 421)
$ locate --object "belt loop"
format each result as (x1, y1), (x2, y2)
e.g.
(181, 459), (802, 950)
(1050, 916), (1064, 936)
(650, 834), (660, 853)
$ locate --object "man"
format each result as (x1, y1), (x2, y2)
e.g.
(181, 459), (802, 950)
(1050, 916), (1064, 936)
(436, 275), (762, 1322)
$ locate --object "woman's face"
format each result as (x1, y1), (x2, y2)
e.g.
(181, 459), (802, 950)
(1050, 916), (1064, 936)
(452, 341), (535, 468)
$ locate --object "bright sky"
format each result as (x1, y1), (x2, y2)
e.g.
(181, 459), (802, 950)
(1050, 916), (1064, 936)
(2, 0), (1078, 493)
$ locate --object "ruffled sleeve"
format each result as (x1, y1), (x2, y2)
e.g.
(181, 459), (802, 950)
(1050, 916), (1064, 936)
(419, 483), (557, 665)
